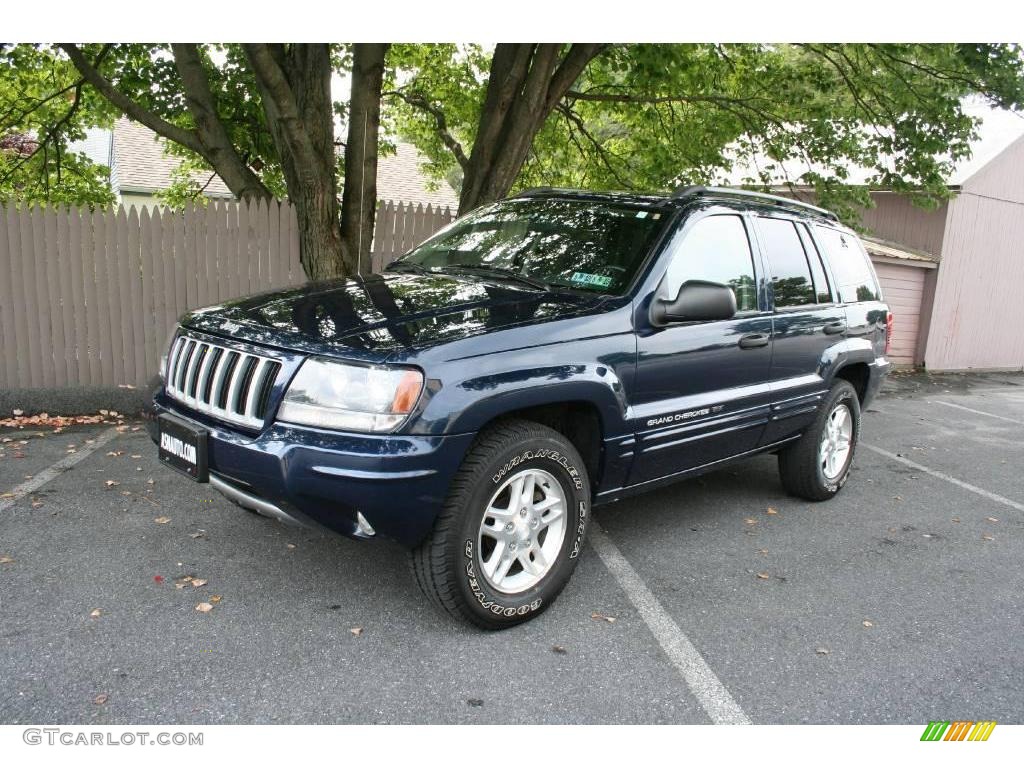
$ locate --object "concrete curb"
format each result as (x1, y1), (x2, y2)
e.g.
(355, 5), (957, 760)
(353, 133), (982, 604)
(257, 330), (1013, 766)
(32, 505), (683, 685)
(0, 386), (147, 418)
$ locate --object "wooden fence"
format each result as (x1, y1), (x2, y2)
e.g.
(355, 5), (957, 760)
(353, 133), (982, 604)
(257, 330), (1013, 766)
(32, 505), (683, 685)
(370, 200), (454, 273)
(0, 198), (454, 390)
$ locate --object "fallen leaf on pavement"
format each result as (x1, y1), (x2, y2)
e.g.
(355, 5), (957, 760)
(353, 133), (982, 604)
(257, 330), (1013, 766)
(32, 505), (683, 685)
(350, 627), (363, 636)
(191, 578), (208, 588)
(93, 693), (108, 705)
(766, 507), (778, 515)
(90, 609), (102, 618)
(986, 517), (999, 523)
(286, 543), (296, 550)
(982, 534), (995, 541)
(190, 531), (206, 539)
(153, 575), (164, 584)
(0, 555), (14, 564)
(0, 492), (15, 500)
(757, 548), (769, 555)
(744, 517), (758, 525)
(756, 572), (770, 580)
(862, 620), (874, 628)
(209, 595), (222, 604)
(153, 516), (171, 524)
(104, 480), (120, 488)
(195, 602), (214, 613)
(952, 517), (961, 523)
(590, 612), (617, 623)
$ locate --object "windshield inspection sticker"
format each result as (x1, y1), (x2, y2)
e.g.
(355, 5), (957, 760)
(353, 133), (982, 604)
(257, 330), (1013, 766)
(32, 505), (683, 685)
(570, 272), (613, 288)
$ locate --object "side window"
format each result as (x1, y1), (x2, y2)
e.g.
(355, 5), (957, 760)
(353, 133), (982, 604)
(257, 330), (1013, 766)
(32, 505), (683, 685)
(814, 226), (880, 303)
(664, 214), (758, 312)
(757, 217), (815, 308)
(796, 222), (833, 304)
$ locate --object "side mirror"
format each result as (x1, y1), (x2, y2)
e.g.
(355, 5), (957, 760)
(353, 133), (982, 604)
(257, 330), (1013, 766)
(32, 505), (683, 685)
(651, 280), (737, 325)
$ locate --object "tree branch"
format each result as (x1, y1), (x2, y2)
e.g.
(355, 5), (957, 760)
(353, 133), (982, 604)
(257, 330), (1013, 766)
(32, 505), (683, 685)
(545, 44), (608, 112)
(0, 77), (86, 187)
(170, 43), (270, 199)
(384, 89), (469, 170)
(58, 43), (204, 155)
(241, 43), (323, 184)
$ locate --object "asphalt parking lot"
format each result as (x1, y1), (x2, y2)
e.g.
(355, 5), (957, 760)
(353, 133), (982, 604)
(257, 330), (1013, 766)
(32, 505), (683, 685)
(2, 372), (1022, 725)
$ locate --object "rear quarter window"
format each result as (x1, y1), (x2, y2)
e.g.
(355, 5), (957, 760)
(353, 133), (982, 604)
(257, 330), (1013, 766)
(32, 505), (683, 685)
(813, 226), (881, 303)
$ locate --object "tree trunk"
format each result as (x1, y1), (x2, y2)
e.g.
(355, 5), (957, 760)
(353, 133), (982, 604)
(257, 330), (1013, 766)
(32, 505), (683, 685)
(244, 43), (345, 281)
(340, 43), (389, 275)
(458, 44), (605, 215)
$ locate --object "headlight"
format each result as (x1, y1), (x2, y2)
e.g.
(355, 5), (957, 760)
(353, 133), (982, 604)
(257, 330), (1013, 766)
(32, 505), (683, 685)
(277, 357), (424, 433)
(159, 326), (180, 381)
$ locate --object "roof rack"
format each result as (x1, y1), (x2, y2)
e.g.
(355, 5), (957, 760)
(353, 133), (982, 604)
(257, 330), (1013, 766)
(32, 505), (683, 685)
(512, 187), (586, 198)
(671, 185), (838, 220)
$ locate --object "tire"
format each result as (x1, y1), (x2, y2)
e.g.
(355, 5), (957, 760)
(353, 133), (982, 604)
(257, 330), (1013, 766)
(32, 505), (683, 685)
(411, 418), (591, 630)
(778, 380), (861, 501)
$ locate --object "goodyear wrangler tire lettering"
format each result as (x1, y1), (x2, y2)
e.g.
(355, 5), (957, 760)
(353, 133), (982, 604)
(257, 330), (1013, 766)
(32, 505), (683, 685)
(569, 500), (588, 559)
(463, 540), (543, 616)
(492, 447), (584, 490)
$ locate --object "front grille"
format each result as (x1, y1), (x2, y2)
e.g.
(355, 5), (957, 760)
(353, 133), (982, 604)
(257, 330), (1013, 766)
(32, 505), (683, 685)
(165, 334), (281, 428)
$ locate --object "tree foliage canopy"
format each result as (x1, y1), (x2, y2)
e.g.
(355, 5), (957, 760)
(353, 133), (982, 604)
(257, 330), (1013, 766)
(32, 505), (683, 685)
(387, 43), (1024, 220)
(2, 42), (1022, 265)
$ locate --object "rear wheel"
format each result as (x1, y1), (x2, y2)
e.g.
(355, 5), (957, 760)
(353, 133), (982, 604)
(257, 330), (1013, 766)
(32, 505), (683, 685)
(411, 419), (590, 630)
(778, 379), (861, 501)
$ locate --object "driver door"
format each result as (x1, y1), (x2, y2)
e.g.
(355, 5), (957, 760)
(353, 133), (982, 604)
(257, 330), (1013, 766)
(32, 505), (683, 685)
(628, 212), (775, 485)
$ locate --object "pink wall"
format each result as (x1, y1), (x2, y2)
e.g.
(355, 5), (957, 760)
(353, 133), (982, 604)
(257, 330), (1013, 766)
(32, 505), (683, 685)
(923, 134), (1024, 371)
(924, 193), (1024, 370)
(861, 194), (948, 257)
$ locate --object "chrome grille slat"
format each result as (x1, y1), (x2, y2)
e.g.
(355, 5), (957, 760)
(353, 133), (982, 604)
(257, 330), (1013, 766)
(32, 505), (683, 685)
(165, 333), (280, 429)
(244, 358), (270, 419)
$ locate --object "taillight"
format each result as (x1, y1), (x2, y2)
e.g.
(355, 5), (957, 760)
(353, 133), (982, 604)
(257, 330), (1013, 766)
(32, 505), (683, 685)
(885, 311), (894, 355)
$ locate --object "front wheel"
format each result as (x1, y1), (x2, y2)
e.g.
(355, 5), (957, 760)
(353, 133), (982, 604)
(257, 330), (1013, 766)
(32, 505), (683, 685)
(778, 379), (861, 501)
(411, 419), (590, 630)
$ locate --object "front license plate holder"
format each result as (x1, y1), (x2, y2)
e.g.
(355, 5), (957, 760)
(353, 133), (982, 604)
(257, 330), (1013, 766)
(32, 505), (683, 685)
(158, 413), (209, 482)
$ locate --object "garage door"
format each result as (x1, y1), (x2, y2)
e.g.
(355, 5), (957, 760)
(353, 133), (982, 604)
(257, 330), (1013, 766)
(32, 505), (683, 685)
(870, 260), (928, 366)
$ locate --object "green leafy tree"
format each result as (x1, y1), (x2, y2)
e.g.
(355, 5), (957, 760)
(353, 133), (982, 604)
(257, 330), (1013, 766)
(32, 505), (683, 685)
(4, 43), (1023, 278)
(1, 43), (387, 279)
(388, 43), (1024, 220)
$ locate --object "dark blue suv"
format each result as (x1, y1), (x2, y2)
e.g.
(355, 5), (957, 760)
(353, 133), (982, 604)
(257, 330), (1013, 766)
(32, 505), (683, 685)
(147, 187), (892, 629)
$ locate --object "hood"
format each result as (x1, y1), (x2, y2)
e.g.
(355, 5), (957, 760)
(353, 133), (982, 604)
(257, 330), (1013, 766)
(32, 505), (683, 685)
(182, 272), (606, 360)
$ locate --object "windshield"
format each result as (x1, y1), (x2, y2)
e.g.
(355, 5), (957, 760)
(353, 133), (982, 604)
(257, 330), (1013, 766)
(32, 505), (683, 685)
(393, 198), (668, 294)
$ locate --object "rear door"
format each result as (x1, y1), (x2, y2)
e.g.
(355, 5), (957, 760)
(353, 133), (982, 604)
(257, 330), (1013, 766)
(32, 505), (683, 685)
(629, 211), (774, 485)
(812, 225), (889, 356)
(753, 215), (846, 445)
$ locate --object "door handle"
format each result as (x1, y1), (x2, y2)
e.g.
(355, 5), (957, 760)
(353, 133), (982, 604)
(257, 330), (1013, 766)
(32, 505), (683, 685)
(738, 332), (770, 349)
(823, 321), (847, 335)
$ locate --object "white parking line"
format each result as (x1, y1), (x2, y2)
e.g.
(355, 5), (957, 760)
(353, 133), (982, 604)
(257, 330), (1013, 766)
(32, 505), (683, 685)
(861, 442), (1024, 514)
(0, 427), (121, 512)
(588, 523), (752, 725)
(928, 399), (1024, 426)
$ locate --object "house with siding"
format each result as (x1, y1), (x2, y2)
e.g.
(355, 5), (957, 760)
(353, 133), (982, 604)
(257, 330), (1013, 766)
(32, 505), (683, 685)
(724, 105), (1024, 371)
(72, 118), (459, 211)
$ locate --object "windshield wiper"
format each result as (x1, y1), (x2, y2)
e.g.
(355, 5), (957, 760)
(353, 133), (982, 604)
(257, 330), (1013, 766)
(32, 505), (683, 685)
(438, 264), (551, 292)
(385, 260), (429, 274)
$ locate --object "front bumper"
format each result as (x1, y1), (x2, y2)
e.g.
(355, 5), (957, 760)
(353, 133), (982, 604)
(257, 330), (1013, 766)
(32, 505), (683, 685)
(145, 386), (474, 547)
